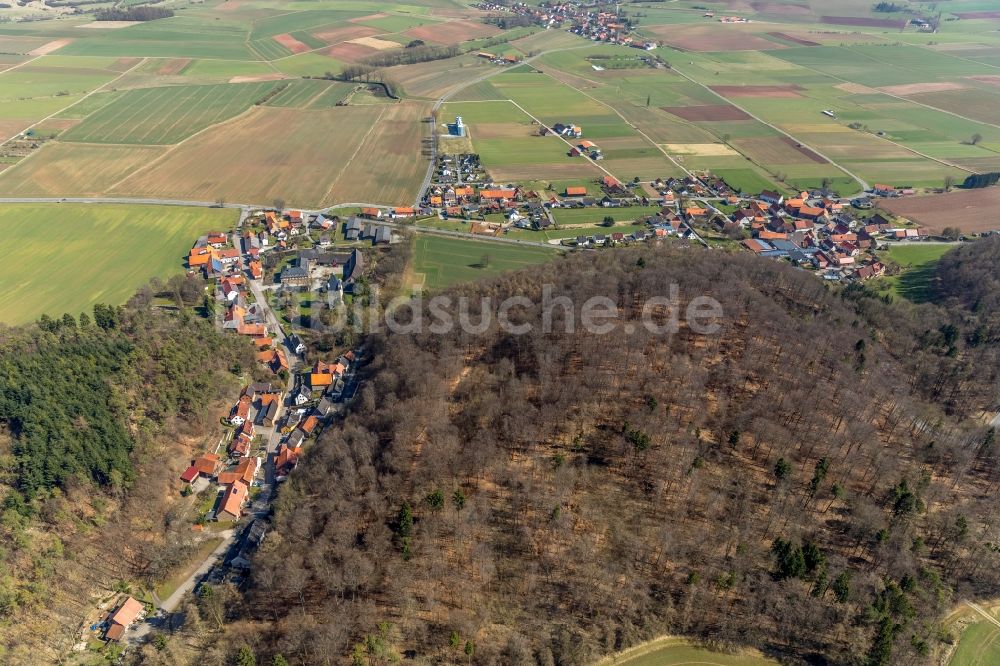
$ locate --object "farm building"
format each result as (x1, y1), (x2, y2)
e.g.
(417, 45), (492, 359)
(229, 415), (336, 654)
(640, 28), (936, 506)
(447, 116), (467, 137)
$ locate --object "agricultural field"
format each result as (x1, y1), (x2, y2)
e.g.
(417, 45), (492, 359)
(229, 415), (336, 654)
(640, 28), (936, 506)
(0, 203), (236, 325)
(0, 143), (164, 196)
(60, 81), (283, 144)
(879, 187), (1000, 234)
(113, 102), (428, 207)
(949, 619), (1000, 666)
(408, 235), (559, 290)
(594, 636), (777, 666)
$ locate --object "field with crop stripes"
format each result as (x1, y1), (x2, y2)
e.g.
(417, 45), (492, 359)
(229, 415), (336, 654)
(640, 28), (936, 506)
(60, 81), (282, 144)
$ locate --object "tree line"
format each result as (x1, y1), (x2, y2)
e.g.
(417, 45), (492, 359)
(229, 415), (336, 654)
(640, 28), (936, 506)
(95, 6), (173, 21)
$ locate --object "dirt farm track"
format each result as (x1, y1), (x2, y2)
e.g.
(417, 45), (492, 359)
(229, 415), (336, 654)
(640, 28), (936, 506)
(879, 187), (1000, 235)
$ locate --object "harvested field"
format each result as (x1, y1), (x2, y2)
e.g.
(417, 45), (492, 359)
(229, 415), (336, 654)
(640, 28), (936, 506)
(311, 25), (380, 45)
(731, 136), (827, 164)
(28, 39), (71, 56)
(348, 36), (400, 51)
(662, 105), (751, 121)
(274, 33), (310, 54)
(76, 21), (141, 29)
(322, 102), (430, 205)
(711, 84), (803, 98)
(488, 162), (601, 182)
(907, 89), (1000, 125)
(403, 20), (499, 45)
(836, 82), (877, 94)
(820, 16), (905, 28)
(643, 25), (785, 52)
(114, 103), (428, 207)
(325, 42), (378, 62)
(753, 2), (811, 14)
(386, 57), (493, 99)
(156, 58), (191, 75)
(767, 32), (819, 46)
(968, 75), (1000, 87)
(0, 143), (164, 196)
(879, 81), (966, 96)
(662, 143), (738, 156)
(229, 73), (287, 83)
(0, 119), (30, 142)
(879, 188), (1000, 234)
(954, 11), (1000, 19)
(472, 123), (536, 139)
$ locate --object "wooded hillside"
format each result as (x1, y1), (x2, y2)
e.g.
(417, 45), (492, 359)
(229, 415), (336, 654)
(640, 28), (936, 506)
(163, 247), (998, 666)
(0, 295), (251, 663)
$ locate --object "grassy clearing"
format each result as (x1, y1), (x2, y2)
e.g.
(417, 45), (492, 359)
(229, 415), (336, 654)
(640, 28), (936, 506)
(61, 81), (282, 144)
(950, 620), (1000, 666)
(409, 235), (559, 290)
(551, 205), (661, 226)
(877, 243), (954, 302)
(595, 636), (777, 666)
(0, 203), (236, 325)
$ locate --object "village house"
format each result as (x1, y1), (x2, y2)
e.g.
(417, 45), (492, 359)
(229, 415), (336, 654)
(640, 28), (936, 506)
(218, 456), (259, 486)
(216, 481), (249, 522)
(105, 596), (144, 642)
(281, 258), (311, 289)
(229, 396), (251, 426)
(180, 452), (221, 485)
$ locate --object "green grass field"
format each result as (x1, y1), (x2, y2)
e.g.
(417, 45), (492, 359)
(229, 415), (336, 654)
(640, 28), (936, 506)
(950, 621), (1000, 666)
(595, 637), (777, 666)
(61, 81), (282, 144)
(263, 79), (337, 108)
(409, 235), (559, 290)
(0, 204), (237, 325)
(552, 205), (661, 226)
(876, 243), (954, 302)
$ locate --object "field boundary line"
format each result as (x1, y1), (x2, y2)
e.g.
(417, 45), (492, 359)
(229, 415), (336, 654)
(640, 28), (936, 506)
(775, 50), (1000, 132)
(0, 57), (148, 153)
(319, 105), (388, 205)
(669, 63), (870, 191)
(0, 54), (42, 75)
(534, 67), (694, 178)
(105, 105), (262, 194)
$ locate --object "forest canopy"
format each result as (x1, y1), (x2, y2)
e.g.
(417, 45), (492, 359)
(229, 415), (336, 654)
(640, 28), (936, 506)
(195, 245), (998, 666)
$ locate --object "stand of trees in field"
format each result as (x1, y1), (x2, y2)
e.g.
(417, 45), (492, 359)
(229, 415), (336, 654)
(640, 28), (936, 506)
(0, 278), (253, 663)
(174, 243), (999, 666)
(960, 172), (1000, 189)
(95, 6), (173, 21)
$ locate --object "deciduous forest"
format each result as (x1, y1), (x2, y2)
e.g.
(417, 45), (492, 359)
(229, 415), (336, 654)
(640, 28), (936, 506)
(172, 244), (997, 666)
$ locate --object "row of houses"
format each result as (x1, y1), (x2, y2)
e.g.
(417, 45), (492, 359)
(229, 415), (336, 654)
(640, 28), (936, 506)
(731, 189), (925, 280)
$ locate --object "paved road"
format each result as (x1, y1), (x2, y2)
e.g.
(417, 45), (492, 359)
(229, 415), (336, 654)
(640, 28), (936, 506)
(127, 530), (235, 644)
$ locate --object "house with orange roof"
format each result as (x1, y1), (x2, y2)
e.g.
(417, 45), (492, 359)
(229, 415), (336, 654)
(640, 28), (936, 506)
(218, 457), (259, 486)
(216, 247), (240, 264)
(229, 396), (251, 426)
(216, 481), (248, 522)
(105, 596), (144, 642)
(248, 260), (262, 280)
(361, 207), (382, 219)
(566, 186), (587, 196)
(480, 189), (517, 201)
(300, 415), (319, 436)
(275, 443), (302, 480)
(393, 206), (415, 218)
(189, 247), (213, 268)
